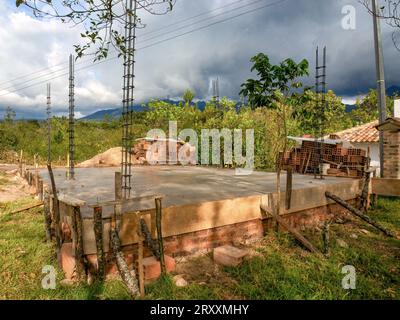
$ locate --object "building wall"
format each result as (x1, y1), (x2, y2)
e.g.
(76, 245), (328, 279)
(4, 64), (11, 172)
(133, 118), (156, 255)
(383, 130), (400, 179)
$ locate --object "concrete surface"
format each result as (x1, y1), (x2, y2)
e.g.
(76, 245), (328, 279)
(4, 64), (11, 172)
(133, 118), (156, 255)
(37, 166), (356, 217)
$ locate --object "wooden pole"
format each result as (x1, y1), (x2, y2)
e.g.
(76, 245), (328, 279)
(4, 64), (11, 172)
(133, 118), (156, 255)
(43, 196), (52, 241)
(35, 171), (39, 194)
(19, 150), (23, 175)
(137, 214), (145, 297)
(325, 191), (396, 238)
(38, 179), (44, 201)
(47, 164), (62, 251)
(110, 228), (139, 298)
(71, 206), (86, 282)
(274, 215), (323, 255)
(140, 218), (160, 259)
(93, 206), (105, 280)
(285, 167), (293, 210)
(155, 197), (166, 274)
(115, 171), (122, 200)
(322, 220), (331, 255)
(10, 202), (43, 215)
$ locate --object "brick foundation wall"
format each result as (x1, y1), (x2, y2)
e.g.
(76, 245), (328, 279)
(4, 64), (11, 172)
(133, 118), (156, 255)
(153, 200), (354, 257)
(383, 130), (400, 179)
(79, 200), (356, 276)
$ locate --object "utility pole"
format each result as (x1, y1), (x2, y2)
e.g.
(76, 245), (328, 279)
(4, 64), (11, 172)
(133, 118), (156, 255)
(372, 0), (387, 177)
(46, 83), (51, 164)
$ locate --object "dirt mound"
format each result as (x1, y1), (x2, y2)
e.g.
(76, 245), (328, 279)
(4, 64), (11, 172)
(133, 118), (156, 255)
(78, 138), (197, 168)
(78, 147), (122, 168)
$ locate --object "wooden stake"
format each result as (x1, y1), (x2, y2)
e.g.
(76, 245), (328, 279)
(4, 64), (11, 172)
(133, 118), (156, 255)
(93, 206), (105, 280)
(137, 214), (145, 298)
(110, 228), (139, 298)
(71, 206), (86, 282)
(10, 202), (43, 215)
(38, 179), (44, 201)
(43, 196), (52, 241)
(155, 197), (166, 274)
(274, 214), (323, 255)
(47, 164), (61, 251)
(322, 220), (331, 255)
(19, 150), (23, 175)
(115, 171), (122, 200)
(325, 191), (397, 238)
(285, 167), (293, 210)
(140, 218), (160, 259)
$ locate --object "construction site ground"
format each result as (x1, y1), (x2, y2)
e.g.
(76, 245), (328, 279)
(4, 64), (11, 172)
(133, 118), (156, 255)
(0, 164), (399, 300)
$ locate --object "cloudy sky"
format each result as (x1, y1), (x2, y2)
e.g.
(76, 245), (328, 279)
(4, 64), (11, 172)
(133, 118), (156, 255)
(0, 0), (399, 119)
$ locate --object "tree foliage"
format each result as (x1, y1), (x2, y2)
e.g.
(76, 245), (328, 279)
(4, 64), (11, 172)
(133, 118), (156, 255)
(182, 89), (195, 106)
(16, 0), (176, 60)
(239, 53), (309, 109)
(350, 89), (395, 125)
(361, 0), (400, 51)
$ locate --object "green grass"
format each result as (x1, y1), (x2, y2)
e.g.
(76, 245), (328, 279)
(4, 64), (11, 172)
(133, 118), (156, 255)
(0, 197), (399, 300)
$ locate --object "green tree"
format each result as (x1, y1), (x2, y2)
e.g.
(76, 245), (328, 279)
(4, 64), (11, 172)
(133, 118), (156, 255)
(293, 89), (352, 136)
(350, 89), (394, 125)
(240, 53), (309, 224)
(4, 107), (16, 123)
(182, 89), (195, 107)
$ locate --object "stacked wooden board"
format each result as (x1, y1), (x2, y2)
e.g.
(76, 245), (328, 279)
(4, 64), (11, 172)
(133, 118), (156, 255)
(282, 140), (367, 177)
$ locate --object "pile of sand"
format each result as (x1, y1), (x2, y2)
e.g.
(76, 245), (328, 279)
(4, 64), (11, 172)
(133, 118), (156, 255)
(77, 138), (197, 168)
(78, 147), (122, 168)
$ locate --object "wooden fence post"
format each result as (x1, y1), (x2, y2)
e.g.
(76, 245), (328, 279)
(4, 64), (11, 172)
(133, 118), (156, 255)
(155, 197), (166, 275)
(285, 167), (293, 210)
(71, 206), (86, 282)
(137, 213), (145, 297)
(47, 164), (62, 253)
(93, 206), (105, 280)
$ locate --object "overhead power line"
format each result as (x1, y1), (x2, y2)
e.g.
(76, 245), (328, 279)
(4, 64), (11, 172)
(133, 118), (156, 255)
(0, 0), (252, 89)
(0, 0), (287, 99)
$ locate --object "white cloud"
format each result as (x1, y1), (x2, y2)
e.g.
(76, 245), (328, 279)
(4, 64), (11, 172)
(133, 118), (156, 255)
(0, 0), (399, 119)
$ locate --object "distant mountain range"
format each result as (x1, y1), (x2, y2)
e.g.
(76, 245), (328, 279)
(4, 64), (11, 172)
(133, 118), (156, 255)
(81, 86), (400, 121)
(81, 99), (208, 120)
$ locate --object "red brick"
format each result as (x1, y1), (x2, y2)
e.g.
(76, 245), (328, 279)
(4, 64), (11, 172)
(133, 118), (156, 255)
(60, 243), (75, 280)
(143, 255), (175, 280)
(213, 245), (248, 267)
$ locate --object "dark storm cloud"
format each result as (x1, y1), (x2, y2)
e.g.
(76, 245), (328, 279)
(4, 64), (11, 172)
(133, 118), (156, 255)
(0, 0), (399, 119)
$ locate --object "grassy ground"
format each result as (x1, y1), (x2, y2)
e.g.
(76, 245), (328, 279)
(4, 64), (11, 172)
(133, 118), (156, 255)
(0, 195), (399, 300)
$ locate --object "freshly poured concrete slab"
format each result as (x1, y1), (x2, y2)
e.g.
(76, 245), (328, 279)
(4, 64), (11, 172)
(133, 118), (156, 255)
(36, 165), (363, 254)
(38, 166), (357, 218)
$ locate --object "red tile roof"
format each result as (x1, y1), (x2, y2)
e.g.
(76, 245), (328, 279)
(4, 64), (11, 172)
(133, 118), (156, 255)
(331, 120), (379, 143)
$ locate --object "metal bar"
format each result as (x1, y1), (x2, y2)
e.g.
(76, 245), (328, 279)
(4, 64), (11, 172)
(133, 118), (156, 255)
(68, 54), (75, 179)
(46, 83), (51, 164)
(121, 0), (137, 199)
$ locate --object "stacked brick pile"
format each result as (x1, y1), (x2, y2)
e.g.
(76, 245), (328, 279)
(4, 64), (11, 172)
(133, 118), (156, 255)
(132, 138), (197, 165)
(282, 140), (367, 177)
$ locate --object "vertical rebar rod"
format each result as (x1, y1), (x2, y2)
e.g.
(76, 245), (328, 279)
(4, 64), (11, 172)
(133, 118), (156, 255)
(68, 54), (75, 179)
(46, 83), (51, 164)
(314, 46), (326, 179)
(121, 0), (137, 199)
(314, 47), (319, 178)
